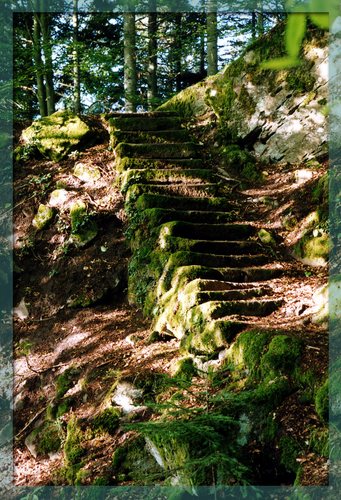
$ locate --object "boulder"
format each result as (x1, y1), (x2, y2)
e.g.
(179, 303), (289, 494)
(20, 110), (90, 162)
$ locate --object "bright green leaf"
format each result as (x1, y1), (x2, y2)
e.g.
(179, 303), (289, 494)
(261, 57), (301, 70)
(309, 13), (329, 29)
(285, 13), (307, 59)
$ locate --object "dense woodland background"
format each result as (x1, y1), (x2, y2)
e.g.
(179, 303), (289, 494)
(13, 1), (286, 119)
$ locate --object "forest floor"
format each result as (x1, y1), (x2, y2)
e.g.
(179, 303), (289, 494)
(13, 126), (328, 487)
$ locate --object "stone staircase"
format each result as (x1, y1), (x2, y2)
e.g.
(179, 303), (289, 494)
(111, 111), (284, 360)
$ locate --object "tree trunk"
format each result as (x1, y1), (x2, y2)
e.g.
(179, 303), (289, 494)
(32, 11), (47, 117)
(207, 0), (218, 76)
(174, 13), (182, 93)
(147, 0), (157, 110)
(72, 0), (81, 114)
(40, 11), (55, 115)
(123, 9), (137, 112)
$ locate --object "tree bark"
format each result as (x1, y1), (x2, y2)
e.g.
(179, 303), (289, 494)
(207, 0), (218, 76)
(123, 9), (137, 112)
(32, 11), (47, 117)
(40, 11), (55, 115)
(72, 0), (81, 114)
(147, 0), (157, 110)
(174, 13), (182, 93)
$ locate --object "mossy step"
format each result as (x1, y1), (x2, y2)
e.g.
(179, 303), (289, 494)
(115, 142), (200, 159)
(109, 115), (182, 131)
(163, 250), (270, 271)
(130, 209), (234, 238)
(135, 193), (232, 212)
(158, 252), (271, 294)
(182, 320), (248, 354)
(183, 279), (272, 294)
(116, 158), (204, 172)
(183, 288), (271, 303)
(125, 183), (220, 202)
(187, 299), (282, 322)
(160, 221), (256, 240)
(162, 265), (282, 297)
(162, 237), (262, 255)
(180, 289), (272, 309)
(111, 129), (190, 146)
(120, 169), (217, 193)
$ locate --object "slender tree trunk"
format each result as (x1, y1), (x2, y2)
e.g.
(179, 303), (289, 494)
(174, 13), (182, 93)
(123, 9), (137, 112)
(257, 9), (264, 36)
(32, 11), (47, 117)
(251, 12), (257, 41)
(40, 11), (55, 115)
(147, 0), (157, 110)
(72, 0), (81, 114)
(199, 20), (206, 75)
(207, 0), (218, 76)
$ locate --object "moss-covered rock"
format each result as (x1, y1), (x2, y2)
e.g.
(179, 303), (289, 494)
(260, 335), (302, 378)
(20, 110), (90, 161)
(25, 421), (63, 458)
(92, 407), (121, 435)
(73, 162), (101, 182)
(49, 188), (70, 207)
(315, 379), (328, 422)
(294, 230), (329, 266)
(32, 204), (54, 230)
(69, 200), (98, 247)
(258, 228), (276, 246)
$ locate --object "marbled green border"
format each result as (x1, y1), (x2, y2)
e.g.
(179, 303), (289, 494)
(1, 1), (339, 498)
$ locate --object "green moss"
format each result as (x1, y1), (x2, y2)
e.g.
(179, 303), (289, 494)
(157, 81), (209, 120)
(112, 436), (164, 485)
(34, 421), (62, 456)
(279, 436), (301, 473)
(92, 407), (121, 435)
(32, 204), (54, 230)
(260, 335), (302, 378)
(309, 427), (328, 457)
(115, 142), (198, 160)
(64, 416), (84, 466)
(258, 228), (276, 246)
(312, 173), (328, 222)
(21, 110), (90, 161)
(294, 231), (330, 263)
(56, 367), (80, 399)
(315, 379), (328, 422)
(221, 145), (261, 183)
(109, 115), (181, 132)
(69, 200), (97, 246)
(230, 329), (272, 381)
(171, 357), (196, 382)
(239, 85), (256, 115)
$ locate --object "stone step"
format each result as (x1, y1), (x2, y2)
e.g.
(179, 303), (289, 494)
(116, 158), (204, 172)
(125, 183), (221, 202)
(135, 193), (233, 212)
(108, 111), (179, 118)
(109, 115), (182, 131)
(120, 168), (217, 193)
(115, 142), (200, 159)
(182, 319), (248, 354)
(135, 209), (234, 234)
(164, 250), (270, 271)
(162, 237), (263, 255)
(160, 221), (256, 240)
(183, 279), (272, 295)
(181, 288), (272, 307)
(187, 299), (282, 322)
(162, 265), (283, 297)
(111, 129), (190, 146)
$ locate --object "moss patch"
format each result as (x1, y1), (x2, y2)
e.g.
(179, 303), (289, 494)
(21, 110), (90, 162)
(32, 204), (54, 230)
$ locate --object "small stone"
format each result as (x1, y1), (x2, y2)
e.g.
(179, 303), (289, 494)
(73, 162), (101, 182)
(258, 228), (276, 246)
(14, 298), (29, 320)
(49, 189), (69, 207)
(32, 204), (54, 230)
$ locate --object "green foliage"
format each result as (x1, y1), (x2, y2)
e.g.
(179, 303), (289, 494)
(56, 367), (80, 399)
(260, 335), (302, 378)
(64, 416), (84, 466)
(92, 407), (120, 435)
(279, 436), (301, 473)
(35, 421), (62, 456)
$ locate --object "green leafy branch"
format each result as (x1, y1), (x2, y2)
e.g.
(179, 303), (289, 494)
(262, 0), (331, 70)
